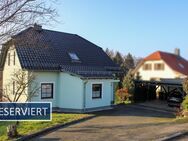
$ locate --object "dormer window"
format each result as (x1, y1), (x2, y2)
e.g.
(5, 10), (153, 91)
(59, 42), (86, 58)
(179, 63), (184, 69)
(68, 52), (80, 62)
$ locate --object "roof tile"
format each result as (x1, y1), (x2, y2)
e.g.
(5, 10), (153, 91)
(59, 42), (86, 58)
(13, 27), (120, 78)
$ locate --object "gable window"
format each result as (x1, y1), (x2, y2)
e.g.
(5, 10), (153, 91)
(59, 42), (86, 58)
(154, 63), (164, 70)
(13, 51), (16, 65)
(143, 63), (152, 70)
(68, 52), (80, 62)
(8, 53), (10, 66)
(92, 84), (102, 99)
(41, 83), (53, 99)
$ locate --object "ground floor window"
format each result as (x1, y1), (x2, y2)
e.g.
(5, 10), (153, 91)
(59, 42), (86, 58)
(92, 84), (102, 99)
(41, 83), (53, 99)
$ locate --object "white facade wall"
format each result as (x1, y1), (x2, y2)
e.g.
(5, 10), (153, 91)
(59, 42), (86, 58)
(3, 47), (118, 111)
(57, 73), (83, 109)
(3, 46), (28, 102)
(85, 80), (115, 109)
(32, 72), (117, 110)
(136, 60), (185, 80)
(31, 72), (59, 107)
(31, 72), (84, 109)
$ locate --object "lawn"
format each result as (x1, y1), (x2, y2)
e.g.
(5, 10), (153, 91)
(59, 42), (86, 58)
(0, 113), (91, 141)
(175, 117), (188, 123)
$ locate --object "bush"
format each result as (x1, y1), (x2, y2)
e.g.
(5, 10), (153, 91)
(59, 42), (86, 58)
(116, 88), (131, 104)
(122, 71), (134, 93)
(182, 95), (188, 111)
(122, 70), (135, 101)
(183, 77), (188, 95)
(175, 78), (188, 117)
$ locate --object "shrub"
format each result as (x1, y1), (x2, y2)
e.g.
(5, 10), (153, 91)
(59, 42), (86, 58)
(182, 78), (188, 111)
(116, 88), (130, 103)
(122, 71), (134, 93)
(122, 70), (135, 102)
(183, 77), (188, 95)
(182, 95), (188, 111)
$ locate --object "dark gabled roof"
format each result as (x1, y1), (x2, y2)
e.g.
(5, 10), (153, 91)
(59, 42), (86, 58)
(9, 26), (120, 78)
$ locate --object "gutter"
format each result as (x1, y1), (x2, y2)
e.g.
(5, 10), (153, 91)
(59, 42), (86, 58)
(83, 80), (88, 112)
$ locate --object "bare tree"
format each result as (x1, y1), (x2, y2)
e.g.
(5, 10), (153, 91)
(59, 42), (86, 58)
(0, 0), (57, 102)
(0, 0), (57, 138)
(2, 70), (39, 102)
(0, 0), (57, 43)
(2, 70), (39, 138)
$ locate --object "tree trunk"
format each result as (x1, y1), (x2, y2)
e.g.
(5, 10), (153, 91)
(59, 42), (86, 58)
(7, 122), (18, 138)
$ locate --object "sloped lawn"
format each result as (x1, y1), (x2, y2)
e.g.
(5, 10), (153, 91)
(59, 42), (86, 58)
(0, 113), (91, 141)
(175, 117), (188, 123)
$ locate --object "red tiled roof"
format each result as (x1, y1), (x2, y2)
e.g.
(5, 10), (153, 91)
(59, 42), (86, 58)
(144, 51), (188, 75)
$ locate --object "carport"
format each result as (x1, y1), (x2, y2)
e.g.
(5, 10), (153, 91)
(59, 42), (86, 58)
(134, 79), (185, 102)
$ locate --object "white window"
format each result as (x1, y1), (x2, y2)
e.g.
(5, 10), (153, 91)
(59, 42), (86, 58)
(92, 84), (102, 99)
(68, 52), (80, 61)
(41, 83), (53, 99)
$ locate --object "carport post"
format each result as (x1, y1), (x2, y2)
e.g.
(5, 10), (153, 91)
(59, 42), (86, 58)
(147, 83), (150, 100)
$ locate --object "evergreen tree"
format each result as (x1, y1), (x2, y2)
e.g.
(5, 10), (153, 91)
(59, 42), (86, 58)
(124, 53), (135, 70)
(105, 49), (138, 89)
(122, 70), (135, 94)
(105, 48), (114, 59)
(113, 51), (123, 65)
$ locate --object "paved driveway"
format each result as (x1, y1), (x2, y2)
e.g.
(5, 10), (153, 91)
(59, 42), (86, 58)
(31, 103), (188, 141)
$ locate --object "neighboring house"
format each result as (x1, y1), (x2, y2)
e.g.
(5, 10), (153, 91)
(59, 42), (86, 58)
(0, 24), (120, 112)
(133, 49), (188, 81)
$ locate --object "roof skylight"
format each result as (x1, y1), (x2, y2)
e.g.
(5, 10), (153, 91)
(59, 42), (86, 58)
(68, 52), (80, 61)
(179, 63), (184, 69)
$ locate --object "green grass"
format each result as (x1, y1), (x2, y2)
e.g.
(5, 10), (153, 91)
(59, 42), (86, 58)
(0, 113), (90, 141)
(115, 97), (132, 105)
(175, 117), (188, 123)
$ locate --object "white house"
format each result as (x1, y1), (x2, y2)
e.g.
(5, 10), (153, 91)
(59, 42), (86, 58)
(133, 49), (188, 81)
(0, 24), (120, 113)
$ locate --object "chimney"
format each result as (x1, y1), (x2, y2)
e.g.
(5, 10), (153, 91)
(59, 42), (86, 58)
(33, 23), (42, 32)
(174, 48), (180, 56)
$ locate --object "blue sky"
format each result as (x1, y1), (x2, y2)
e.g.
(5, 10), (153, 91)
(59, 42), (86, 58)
(46, 0), (188, 58)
